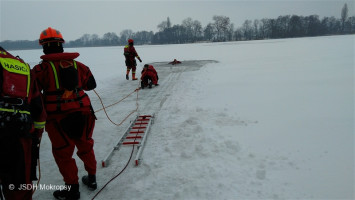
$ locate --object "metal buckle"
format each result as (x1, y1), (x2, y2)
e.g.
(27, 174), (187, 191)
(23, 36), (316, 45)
(13, 98), (24, 106)
(0, 97), (24, 106)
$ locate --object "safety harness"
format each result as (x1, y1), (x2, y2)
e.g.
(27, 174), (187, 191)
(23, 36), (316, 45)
(43, 60), (90, 114)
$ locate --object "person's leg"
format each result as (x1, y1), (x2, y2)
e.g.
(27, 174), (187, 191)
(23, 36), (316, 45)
(47, 118), (81, 200)
(74, 112), (97, 190)
(126, 66), (131, 80)
(1, 136), (33, 200)
(132, 65), (137, 80)
(75, 112), (97, 176)
(151, 75), (158, 85)
(46, 119), (78, 184)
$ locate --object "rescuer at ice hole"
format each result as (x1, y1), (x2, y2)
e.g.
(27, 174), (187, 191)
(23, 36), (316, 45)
(168, 59), (181, 65)
(32, 27), (98, 200)
(0, 46), (46, 200)
(124, 38), (142, 80)
(141, 64), (159, 89)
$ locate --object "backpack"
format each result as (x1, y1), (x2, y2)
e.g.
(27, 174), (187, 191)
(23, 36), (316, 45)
(0, 47), (32, 135)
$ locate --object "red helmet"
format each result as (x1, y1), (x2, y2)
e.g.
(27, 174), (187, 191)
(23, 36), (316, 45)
(39, 27), (65, 45)
(128, 39), (134, 43)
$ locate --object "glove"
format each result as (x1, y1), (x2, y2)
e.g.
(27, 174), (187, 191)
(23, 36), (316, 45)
(32, 128), (44, 139)
(31, 129), (42, 181)
(138, 57), (142, 62)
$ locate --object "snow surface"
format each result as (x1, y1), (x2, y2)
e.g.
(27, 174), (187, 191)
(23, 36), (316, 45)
(11, 35), (354, 199)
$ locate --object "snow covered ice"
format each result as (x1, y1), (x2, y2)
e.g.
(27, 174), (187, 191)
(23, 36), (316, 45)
(12, 35), (354, 199)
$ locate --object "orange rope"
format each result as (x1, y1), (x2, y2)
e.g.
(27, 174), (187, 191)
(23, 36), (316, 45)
(94, 89), (138, 113)
(93, 87), (140, 127)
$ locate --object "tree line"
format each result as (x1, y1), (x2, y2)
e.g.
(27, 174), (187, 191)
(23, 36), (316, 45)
(1, 4), (353, 50)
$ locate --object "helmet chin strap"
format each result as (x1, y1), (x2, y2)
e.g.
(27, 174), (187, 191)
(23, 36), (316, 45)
(43, 42), (64, 55)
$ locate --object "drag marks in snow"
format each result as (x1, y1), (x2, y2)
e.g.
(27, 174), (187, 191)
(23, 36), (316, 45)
(147, 67), (302, 199)
(137, 60), (218, 114)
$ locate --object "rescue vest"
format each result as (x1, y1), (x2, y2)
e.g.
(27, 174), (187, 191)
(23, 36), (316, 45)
(43, 60), (91, 113)
(124, 45), (130, 56)
(124, 45), (138, 59)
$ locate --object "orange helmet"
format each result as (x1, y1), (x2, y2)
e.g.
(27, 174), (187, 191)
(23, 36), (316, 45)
(128, 38), (134, 43)
(39, 27), (65, 45)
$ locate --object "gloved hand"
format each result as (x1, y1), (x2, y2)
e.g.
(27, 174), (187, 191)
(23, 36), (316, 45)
(31, 128), (42, 181)
(138, 57), (142, 62)
(32, 128), (44, 139)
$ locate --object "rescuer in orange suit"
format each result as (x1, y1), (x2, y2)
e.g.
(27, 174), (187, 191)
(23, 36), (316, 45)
(124, 38), (142, 80)
(169, 59), (181, 65)
(33, 27), (97, 200)
(0, 46), (46, 200)
(141, 64), (159, 89)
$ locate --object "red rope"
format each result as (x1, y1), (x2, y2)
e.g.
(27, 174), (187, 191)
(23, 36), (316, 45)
(91, 112), (143, 200)
(91, 145), (135, 200)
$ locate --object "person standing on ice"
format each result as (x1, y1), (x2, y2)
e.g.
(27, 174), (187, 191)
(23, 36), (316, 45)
(124, 38), (142, 80)
(0, 46), (46, 200)
(33, 27), (98, 200)
(140, 64), (159, 89)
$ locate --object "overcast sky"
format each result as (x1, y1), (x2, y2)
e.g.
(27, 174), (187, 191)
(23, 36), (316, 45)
(1, 0), (354, 42)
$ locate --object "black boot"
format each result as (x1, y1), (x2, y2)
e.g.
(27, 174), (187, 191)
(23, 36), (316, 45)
(82, 174), (97, 190)
(141, 81), (145, 89)
(53, 184), (80, 200)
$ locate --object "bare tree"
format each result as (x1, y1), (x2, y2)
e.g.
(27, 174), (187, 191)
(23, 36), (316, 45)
(305, 15), (321, 36)
(157, 21), (168, 32)
(242, 20), (253, 40)
(79, 34), (92, 45)
(120, 29), (133, 44)
(204, 23), (215, 41)
(102, 32), (119, 45)
(345, 16), (355, 32)
(182, 17), (194, 42)
(234, 28), (243, 41)
(259, 18), (271, 38)
(253, 19), (260, 39)
(191, 20), (203, 41)
(133, 31), (154, 45)
(212, 15), (231, 41)
(227, 23), (234, 41)
(289, 15), (303, 37)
